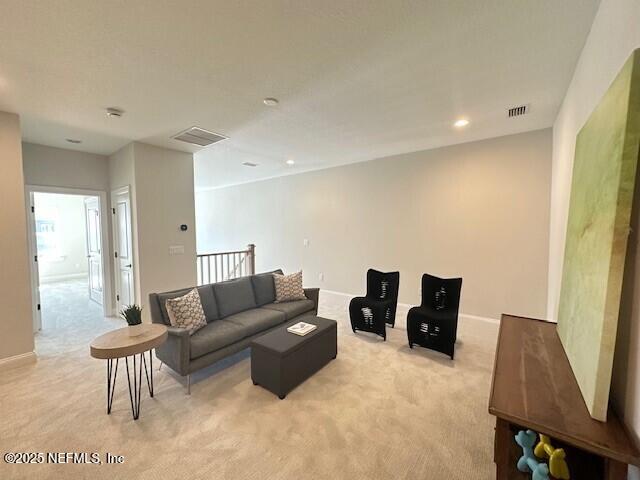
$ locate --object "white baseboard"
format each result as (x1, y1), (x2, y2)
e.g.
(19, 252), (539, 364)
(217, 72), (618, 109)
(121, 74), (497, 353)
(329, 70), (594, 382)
(319, 289), (499, 325)
(0, 351), (37, 370)
(460, 313), (500, 325)
(40, 273), (88, 284)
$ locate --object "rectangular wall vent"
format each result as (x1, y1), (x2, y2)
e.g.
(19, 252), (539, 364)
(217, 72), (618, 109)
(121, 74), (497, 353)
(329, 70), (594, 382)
(508, 104), (530, 118)
(172, 127), (227, 147)
(242, 162), (258, 167)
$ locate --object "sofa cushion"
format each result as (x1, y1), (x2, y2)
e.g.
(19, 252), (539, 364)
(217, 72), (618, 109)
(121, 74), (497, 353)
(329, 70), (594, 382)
(157, 285), (219, 324)
(251, 269), (283, 306)
(261, 299), (315, 320)
(224, 308), (286, 338)
(213, 277), (258, 317)
(189, 320), (247, 359)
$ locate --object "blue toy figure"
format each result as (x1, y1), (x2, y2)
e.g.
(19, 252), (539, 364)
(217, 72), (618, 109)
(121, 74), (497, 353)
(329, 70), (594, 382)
(514, 430), (550, 480)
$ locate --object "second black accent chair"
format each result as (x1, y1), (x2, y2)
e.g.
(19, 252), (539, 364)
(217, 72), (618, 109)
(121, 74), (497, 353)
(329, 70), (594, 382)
(407, 273), (462, 359)
(349, 269), (400, 341)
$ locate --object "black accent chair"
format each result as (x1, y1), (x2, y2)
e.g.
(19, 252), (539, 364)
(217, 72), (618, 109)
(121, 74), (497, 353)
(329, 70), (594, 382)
(349, 269), (400, 341)
(407, 274), (462, 359)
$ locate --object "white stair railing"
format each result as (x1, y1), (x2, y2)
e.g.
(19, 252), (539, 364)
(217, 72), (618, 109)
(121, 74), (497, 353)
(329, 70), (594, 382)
(196, 244), (255, 285)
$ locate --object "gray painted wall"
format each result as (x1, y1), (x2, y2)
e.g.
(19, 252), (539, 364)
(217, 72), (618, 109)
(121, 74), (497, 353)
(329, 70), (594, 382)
(22, 142), (109, 191)
(0, 112), (35, 361)
(196, 128), (551, 320)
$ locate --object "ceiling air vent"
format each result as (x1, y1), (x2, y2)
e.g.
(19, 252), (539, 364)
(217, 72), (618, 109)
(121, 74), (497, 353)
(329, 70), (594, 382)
(507, 104), (530, 118)
(172, 127), (227, 147)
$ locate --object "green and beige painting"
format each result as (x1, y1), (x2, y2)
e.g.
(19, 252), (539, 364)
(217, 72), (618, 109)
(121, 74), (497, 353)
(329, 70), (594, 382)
(558, 49), (640, 421)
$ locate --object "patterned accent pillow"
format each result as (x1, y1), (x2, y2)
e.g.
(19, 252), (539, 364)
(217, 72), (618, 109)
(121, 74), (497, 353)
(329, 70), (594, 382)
(165, 289), (207, 335)
(273, 271), (306, 303)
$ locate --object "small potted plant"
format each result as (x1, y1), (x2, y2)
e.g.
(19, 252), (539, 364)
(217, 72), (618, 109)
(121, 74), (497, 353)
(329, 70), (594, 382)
(120, 304), (144, 337)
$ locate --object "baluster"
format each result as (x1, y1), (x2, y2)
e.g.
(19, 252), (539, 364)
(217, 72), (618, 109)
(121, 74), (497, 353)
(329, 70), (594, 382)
(197, 247), (257, 284)
(248, 244), (255, 274)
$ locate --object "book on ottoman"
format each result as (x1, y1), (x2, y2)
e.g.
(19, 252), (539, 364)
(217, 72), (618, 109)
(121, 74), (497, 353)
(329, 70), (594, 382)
(287, 321), (317, 336)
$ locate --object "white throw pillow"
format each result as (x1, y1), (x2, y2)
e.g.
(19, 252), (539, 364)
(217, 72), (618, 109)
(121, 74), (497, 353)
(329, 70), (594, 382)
(165, 289), (207, 335)
(273, 271), (306, 303)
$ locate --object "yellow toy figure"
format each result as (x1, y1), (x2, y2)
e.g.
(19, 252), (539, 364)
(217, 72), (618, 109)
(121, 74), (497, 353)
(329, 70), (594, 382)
(534, 434), (570, 479)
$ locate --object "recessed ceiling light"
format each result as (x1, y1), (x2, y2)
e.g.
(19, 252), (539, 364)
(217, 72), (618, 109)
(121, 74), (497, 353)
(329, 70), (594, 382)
(106, 107), (124, 118)
(285, 159), (295, 165)
(454, 119), (470, 128)
(66, 138), (82, 144)
(263, 97), (279, 106)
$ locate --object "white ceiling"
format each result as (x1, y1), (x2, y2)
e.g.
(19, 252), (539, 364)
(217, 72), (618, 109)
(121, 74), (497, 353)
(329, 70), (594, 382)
(0, 1), (599, 189)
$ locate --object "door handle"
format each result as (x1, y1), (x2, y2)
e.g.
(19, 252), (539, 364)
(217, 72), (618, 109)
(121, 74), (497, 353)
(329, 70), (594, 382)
(125, 264), (132, 268)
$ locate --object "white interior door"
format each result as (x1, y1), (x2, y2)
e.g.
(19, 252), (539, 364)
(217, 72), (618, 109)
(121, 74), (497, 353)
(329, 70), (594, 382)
(84, 197), (103, 305)
(27, 192), (42, 332)
(112, 188), (135, 311)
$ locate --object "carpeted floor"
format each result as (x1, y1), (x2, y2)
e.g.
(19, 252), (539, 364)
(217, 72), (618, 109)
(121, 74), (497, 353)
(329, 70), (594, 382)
(0, 284), (499, 480)
(36, 278), (110, 356)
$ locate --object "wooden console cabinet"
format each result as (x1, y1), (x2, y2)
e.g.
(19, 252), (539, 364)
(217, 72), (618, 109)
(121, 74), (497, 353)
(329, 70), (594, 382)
(489, 315), (640, 479)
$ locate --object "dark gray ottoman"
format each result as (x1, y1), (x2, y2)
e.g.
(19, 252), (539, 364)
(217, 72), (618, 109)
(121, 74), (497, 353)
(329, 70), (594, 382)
(250, 316), (337, 399)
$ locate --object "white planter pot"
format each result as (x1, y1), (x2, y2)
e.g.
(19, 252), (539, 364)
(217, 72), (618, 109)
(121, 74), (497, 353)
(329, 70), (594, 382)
(128, 324), (145, 337)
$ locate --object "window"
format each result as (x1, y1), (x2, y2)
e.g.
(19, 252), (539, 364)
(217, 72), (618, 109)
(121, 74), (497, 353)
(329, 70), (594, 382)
(35, 207), (63, 261)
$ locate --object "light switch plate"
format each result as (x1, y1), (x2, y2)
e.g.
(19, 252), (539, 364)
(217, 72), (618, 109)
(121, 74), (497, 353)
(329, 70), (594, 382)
(169, 245), (185, 255)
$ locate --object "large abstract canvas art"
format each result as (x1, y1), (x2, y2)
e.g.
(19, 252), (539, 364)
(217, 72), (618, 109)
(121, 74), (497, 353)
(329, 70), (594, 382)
(558, 49), (640, 422)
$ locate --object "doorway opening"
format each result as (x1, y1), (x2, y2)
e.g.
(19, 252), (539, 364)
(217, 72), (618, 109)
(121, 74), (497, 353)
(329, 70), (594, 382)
(26, 187), (113, 351)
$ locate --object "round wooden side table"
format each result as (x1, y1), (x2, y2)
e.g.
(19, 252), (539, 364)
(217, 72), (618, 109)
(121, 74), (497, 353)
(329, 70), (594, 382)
(90, 323), (168, 420)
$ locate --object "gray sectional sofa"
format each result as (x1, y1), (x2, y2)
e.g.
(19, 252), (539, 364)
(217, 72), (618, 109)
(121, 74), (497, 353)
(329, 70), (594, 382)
(149, 269), (319, 393)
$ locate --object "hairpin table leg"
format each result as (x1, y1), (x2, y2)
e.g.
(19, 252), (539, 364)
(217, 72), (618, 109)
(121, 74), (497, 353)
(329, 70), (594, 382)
(106, 358), (119, 414)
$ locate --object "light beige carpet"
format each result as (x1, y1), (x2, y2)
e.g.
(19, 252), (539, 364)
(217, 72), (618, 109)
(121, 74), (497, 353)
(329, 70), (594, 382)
(0, 289), (498, 480)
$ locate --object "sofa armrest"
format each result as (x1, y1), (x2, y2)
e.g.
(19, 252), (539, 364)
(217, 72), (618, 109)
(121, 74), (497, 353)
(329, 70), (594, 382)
(167, 326), (189, 337)
(155, 326), (190, 376)
(149, 292), (167, 325)
(304, 287), (320, 315)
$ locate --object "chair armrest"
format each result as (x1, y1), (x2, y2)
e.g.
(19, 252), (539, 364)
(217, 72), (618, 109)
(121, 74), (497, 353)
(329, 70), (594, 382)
(350, 297), (393, 321)
(304, 287), (320, 314)
(155, 326), (190, 375)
